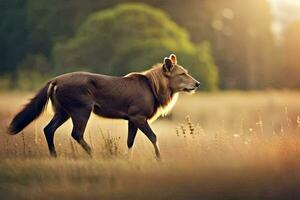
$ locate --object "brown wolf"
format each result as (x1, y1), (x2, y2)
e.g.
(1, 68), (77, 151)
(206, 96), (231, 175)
(8, 54), (200, 158)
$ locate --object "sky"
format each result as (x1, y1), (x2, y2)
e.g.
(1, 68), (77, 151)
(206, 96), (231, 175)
(268, 0), (300, 37)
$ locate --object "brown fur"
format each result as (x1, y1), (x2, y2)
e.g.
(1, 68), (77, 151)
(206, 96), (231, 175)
(8, 54), (200, 158)
(143, 64), (174, 108)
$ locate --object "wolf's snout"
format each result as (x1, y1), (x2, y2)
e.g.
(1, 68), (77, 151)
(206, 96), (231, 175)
(195, 82), (201, 88)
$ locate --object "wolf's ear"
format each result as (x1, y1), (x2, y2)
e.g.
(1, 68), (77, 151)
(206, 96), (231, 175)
(169, 54), (177, 65)
(163, 57), (173, 72)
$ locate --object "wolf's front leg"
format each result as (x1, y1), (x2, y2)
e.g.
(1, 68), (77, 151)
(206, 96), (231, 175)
(127, 121), (138, 158)
(130, 116), (161, 160)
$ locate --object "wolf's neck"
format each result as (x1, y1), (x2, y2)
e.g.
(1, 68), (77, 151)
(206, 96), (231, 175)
(144, 66), (174, 108)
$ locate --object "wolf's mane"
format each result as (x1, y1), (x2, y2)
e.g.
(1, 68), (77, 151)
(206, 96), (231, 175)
(143, 64), (178, 123)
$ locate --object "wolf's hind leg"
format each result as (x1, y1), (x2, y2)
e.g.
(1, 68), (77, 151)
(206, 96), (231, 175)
(70, 107), (92, 156)
(44, 110), (69, 157)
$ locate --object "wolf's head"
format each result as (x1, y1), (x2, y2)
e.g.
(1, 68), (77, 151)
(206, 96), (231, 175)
(162, 54), (200, 93)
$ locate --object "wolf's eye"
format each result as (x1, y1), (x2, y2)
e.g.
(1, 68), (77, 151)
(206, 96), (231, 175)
(180, 73), (186, 76)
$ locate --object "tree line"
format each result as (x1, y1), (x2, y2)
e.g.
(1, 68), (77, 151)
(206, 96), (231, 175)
(0, 0), (299, 90)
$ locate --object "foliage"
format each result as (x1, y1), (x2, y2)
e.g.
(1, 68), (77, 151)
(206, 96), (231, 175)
(0, 0), (299, 90)
(54, 3), (218, 90)
(135, 0), (275, 89)
(25, 0), (120, 57)
(0, 0), (28, 74)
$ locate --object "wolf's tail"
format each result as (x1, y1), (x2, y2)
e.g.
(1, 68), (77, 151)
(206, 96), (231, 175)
(8, 82), (53, 134)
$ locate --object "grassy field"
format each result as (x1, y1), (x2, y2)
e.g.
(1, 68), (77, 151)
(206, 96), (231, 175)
(0, 91), (300, 199)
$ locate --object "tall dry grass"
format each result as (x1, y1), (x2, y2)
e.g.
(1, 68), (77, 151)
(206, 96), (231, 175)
(0, 91), (299, 199)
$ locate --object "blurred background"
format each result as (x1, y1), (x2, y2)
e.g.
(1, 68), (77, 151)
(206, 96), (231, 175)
(0, 2), (300, 198)
(0, 0), (300, 91)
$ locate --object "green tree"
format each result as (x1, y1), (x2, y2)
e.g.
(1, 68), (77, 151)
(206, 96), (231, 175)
(54, 3), (218, 90)
(0, 0), (28, 75)
(130, 0), (275, 89)
(26, 0), (120, 57)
